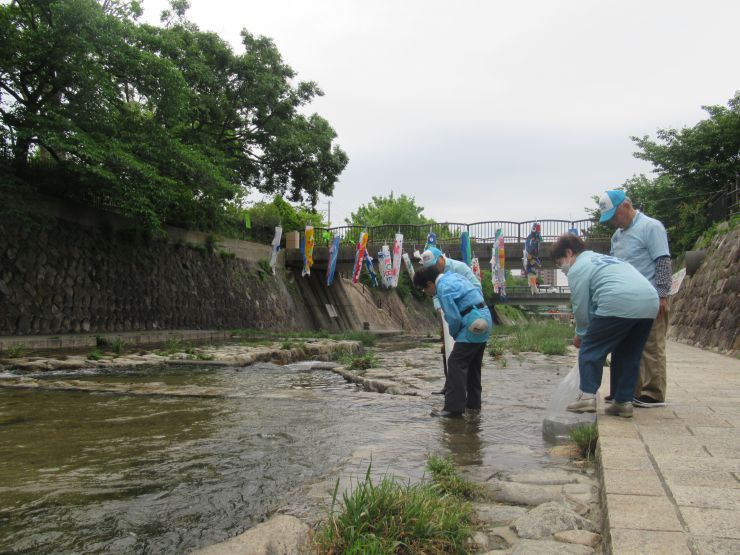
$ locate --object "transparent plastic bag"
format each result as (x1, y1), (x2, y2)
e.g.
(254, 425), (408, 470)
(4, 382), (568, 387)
(542, 361), (595, 442)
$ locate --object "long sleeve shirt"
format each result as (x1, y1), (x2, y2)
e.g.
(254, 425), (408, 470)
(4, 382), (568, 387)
(567, 251), (659, 338)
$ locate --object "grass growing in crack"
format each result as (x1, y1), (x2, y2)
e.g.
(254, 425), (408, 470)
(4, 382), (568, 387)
(489, 321), (573, 356)
(334, 351), (377, 371)
(427, 455), (482, 500)
(314, 463), (474, 555)
(570, 423), (598, 459)
(1, 343), (28, 358)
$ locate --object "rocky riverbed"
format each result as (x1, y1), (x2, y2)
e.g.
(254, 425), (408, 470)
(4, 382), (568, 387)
(196, 341), (604, 555)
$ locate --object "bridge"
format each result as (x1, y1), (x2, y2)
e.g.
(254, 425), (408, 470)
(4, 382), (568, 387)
(285, 219), (610, 271)
(501, 285), (572, 305)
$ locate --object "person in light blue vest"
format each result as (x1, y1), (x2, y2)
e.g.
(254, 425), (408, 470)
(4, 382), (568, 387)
(414, 265), (492, 418)
(420, 246), (483, 394)
(552, 234), (659, 418)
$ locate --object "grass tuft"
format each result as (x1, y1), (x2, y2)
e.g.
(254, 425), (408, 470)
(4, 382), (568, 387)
(489, 320), (572, 356)
(314, 463), (474, 555)
(426, 455), (482, 500)
(570, 423), (598, 459)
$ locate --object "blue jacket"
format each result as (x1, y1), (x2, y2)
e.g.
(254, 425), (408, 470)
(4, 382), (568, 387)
(436, 272), (492, 343)
(432, 257), (482, 310)
(568, 251), (659, 338)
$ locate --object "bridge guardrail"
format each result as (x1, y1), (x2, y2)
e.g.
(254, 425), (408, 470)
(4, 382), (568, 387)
(304, 219), (606, 247)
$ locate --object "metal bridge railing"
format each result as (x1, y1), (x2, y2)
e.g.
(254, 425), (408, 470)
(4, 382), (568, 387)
(305, 219), (604, 247)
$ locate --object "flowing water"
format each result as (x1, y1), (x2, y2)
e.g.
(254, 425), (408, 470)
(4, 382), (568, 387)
(0, 343), (573, 554)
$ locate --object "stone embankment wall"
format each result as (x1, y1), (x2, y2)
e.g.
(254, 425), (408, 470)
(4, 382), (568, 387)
(0, 213), (316, 335)
(669, 223), (739, 355)
(0, 200), (438, 337)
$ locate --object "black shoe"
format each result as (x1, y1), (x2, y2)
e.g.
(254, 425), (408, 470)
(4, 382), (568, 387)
(633, 395), (666, 408)
(432, 388), (447, 395)
(430, 408), (463, 418)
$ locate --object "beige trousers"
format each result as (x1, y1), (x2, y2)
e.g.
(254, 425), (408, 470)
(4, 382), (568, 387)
(634, 302), (668, 401)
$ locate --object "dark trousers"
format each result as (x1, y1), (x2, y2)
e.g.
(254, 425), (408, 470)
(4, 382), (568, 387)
(444, 342), (486, 413)
(579, 316), (654, 404)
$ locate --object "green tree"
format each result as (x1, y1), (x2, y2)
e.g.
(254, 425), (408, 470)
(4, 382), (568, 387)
(626, 92), (740, 252)
(0, 0), (347, 231)
(345, 192), (435, 227)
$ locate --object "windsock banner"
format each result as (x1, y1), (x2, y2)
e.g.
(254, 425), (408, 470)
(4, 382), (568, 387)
(391, 233), (403, 287)
(363, 251), (379, 287)
(402, 252), (415, 280)
(461, 231), (472, 266)
(351, 232), (369, 283)
(425, 231), (437, 250)
(380, 244), (394, 288)
(491, 228), (506, 297)
(471, 256), (482, 283)
(269, 226), (282, 275)
(302, 226), (314, 277)
(326, 234), (341, 286)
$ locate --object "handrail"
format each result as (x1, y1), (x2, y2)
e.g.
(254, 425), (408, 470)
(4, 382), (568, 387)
(303, 219), (605, 246)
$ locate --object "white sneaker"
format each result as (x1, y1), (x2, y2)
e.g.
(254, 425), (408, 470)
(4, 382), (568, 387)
(567, 393), (596, 413)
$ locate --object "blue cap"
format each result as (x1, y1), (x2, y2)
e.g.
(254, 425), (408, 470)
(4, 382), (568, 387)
(421, 247), (443, 267)
(598, 190), (626, 223)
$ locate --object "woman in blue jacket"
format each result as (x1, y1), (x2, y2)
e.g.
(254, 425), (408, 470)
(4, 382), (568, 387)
(414, 265), (492, 418)
(552, 234), (659, 418)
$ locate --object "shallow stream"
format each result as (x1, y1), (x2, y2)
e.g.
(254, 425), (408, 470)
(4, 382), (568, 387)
(0, 342), (573, 554)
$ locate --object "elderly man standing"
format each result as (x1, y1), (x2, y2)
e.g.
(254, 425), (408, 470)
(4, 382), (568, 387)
(598, 190), (672, 407)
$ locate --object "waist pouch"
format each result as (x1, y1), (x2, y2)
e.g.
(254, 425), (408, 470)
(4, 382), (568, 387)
(457, 307), (492, 343)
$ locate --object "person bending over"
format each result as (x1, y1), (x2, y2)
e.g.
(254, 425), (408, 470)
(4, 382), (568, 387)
(552, 234), (658, 418)
(414, 265), (492, 418)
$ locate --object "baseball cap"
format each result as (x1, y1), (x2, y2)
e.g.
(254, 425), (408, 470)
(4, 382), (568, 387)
(420, 247), (443, 267)
(598, 190), (626, 223)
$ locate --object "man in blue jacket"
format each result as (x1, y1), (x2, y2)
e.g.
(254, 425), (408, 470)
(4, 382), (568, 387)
(420, 246), (483, 394)
(414, 265), (492, 418)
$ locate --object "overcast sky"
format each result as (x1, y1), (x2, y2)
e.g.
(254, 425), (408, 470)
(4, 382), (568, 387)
(143, 0), (739, 226)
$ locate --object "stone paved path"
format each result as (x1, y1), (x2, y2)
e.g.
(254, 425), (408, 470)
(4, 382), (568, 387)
(597, 340), (740, 555)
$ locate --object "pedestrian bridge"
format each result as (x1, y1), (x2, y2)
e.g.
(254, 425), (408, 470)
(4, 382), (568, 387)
(501, 286), (571, 305)
(285, 219), (610, 271)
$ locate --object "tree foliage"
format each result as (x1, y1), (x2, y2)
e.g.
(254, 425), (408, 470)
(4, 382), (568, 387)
(588, 92), (739, 254)
(0, 0), (347, 231)
(344, 192), (435, 227)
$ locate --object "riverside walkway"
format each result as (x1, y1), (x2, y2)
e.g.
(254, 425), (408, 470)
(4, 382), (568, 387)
(597, 341), (740, 554)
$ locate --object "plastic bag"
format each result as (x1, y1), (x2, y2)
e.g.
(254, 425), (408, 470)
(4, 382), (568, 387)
(542, 361), (595, 442)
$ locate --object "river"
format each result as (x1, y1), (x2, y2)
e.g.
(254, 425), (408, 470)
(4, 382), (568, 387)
(0, 340), (574, 553)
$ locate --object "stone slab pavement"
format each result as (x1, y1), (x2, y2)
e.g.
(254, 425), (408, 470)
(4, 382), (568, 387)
(596, 340), (740, 555)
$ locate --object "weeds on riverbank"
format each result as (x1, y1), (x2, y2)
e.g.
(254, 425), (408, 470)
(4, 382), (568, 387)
(570, 423), (598, 459)
(314, 461), (474, 555)
(0, 343), (28, 358)
(231, 328), (376, 347)
(488, 321), (573, 356)
(427, 455), (482, 500)
(331, 348), (378, 370)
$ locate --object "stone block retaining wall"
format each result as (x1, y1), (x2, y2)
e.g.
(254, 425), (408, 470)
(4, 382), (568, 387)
(0, 213), (314, 335)
(669, 223), (739, 355)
